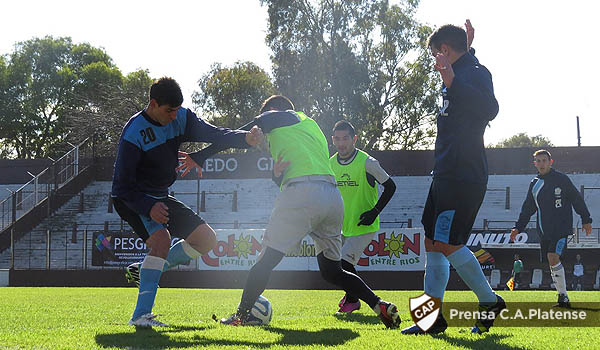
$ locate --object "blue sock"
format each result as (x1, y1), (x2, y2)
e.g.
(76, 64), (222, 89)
(424, 252), (450, 302)
(447, 246), (497, 305)
(132, 255), (165, 320)
(163, 240), (202, 272)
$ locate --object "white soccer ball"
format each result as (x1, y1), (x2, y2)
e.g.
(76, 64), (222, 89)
(245, 295), (273, 326)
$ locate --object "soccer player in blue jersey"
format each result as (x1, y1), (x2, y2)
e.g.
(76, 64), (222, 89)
(111, 77), (262, 327)
(510, 150), (592, 307)
(401, 20), (504, 335)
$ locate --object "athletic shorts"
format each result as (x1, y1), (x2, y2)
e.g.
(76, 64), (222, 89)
(341, 232), (377, 265)
(112, 195), (205, 242)
(421, 178), (486, 246)
(263, 180), (344, 261)
(540, 236), (568, 263)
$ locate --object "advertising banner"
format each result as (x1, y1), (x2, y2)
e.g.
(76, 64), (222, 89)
(198, 228), (426, 271)
(92, 231), (179, 267)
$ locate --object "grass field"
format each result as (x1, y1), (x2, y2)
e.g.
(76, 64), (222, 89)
(0, 288), (598, 350)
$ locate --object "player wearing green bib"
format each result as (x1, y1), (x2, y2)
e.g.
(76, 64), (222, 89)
(330, 120), (396, 314)
(187, 95), (401, 329)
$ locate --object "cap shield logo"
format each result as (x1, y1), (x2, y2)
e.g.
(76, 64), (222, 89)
(409, 293), (441, 331)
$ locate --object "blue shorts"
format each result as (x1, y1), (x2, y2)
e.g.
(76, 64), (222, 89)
(540, 236), (568, 263)
(112, 196), (205, 242)
(421, 178), (486, 246)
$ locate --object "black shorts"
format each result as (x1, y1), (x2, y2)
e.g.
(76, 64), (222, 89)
(112, 196), (206, 242)
(540, 236), (568, 263)
(421, 178), (486, 246)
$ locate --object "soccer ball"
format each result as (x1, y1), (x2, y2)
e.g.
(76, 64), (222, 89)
(245, 295), (273, 326)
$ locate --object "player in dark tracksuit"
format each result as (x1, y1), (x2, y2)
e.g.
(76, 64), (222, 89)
(111, 77), (261, 327)
(511, 150), (592, 307)
(402, 20), (504, 335)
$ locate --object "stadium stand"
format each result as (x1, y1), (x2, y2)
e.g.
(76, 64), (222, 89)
(594, 270), (600, 290)
(1, 171), (599, 270)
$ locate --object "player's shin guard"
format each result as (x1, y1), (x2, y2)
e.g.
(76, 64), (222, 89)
(424, 252), (450, 302)
(163, 239), (202, 272)
(447, 246), (497, 305)
(132, 255), (165, 321)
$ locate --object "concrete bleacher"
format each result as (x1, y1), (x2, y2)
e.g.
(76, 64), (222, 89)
(1, 173), (599, 269)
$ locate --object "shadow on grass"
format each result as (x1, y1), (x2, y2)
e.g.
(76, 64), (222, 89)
(95, 324), (359, 349)
(333, 312), (383, 326)
(430, 333), (526, 350)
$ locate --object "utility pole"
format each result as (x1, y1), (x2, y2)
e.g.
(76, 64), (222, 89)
(576, 116), (581, 147)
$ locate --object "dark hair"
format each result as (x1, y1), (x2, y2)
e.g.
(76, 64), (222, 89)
(533, 149), (552, 160)
(427, 24), (467, 53)
(149, 77), (183, 107)
(333, 120), (356, 137)
(259, 95), (294, 114)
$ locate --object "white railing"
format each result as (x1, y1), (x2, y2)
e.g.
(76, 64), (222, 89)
(0, 138), (93, 232)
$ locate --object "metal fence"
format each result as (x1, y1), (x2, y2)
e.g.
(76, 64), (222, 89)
(0, 138), (94, 232)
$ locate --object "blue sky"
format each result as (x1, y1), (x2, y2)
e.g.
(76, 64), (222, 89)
(1, 0), (598, 147)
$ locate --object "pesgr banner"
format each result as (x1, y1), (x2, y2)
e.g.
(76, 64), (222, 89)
(92, 231), (180, 267)
(198, 228), (426, 271)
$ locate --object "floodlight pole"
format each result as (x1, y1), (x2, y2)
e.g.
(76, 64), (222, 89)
(576, 116), (581, 147)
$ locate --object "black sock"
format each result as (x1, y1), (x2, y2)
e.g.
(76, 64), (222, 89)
(341, 259), (360, 303)
(238, 247), (284, 314)
(318, 253), (379, 308)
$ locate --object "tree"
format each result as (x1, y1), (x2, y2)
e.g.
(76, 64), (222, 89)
(494, 133), (554, 148)
(261, 0), (440, 150)
(0, 36), (152, 158)
(66, 68), (153, 155)
(192, 61), (275, 127)
(0, 36), (122, 159)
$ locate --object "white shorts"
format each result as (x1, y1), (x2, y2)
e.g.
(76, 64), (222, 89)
(263, 181), (344, 261)
(341, 232), (377, 265)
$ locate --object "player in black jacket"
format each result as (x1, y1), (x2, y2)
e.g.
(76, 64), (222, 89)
(402, 20), (503, 336)
(511, 150), (592, 307)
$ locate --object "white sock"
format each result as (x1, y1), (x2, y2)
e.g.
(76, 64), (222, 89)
(551, 262), (567, 296)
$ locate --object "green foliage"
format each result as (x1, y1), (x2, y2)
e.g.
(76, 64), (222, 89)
(261, 0), (440, 150)
(494, 132), (554, 148)
(0, 288), (597, 349)
(0, 36), (153, 158)
(0, 36), (122, 158)
(193, 61), (275, 127)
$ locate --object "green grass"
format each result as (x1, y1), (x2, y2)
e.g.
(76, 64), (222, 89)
(0, 288), (598, 349)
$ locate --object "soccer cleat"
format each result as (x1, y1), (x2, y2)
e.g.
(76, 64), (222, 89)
(471, 295), (506, 334)
(128, 313), (168, 327)
(125, 262), (141, 288)
(220, 311), (250, 326)
(401, 315), (448, 335)
(553, 294), (571, 308)
(375, 300), (401, 329)
(337, 295), (361, 314)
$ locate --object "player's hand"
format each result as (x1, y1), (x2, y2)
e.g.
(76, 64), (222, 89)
(510, 228), (519, 242)
(273, 155), (290, 178)
(357, 208), (379, 226)
(246, 125), (264, 147)
(465, 19), (474, 50)
(434, 53), (455, 87)
(177, 151), (202, 178)
(150, 202), (169, 224)
(582, 223), (592, 236)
